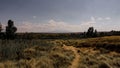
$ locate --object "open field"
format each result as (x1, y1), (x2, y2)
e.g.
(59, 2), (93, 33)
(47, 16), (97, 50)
(0, 36), (120, 68)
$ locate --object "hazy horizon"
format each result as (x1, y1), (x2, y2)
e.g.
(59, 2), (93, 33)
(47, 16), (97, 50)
(0, 0), (120, 32)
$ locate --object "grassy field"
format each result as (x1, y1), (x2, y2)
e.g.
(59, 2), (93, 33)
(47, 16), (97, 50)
(0, 36), (120, 68)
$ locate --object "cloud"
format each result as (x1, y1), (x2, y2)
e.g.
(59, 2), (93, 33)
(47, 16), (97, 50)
(96, 17), (111, 21)
(91, 16), (95, 21)
(33, 16), (37, 19)
(17, 20), (76, 32)
(105, 17), (111, 20)
(16, 18), (97, 32)
(16, 16), (113, 32)
(0, 16), (116, 33)
(97, 17), (103, 21)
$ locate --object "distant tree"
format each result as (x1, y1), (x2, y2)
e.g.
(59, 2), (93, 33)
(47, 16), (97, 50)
(94, 29), (98, 37)
(86, 27), (98, 37)
(86, 27), (94, 37)
(83, 32), (86, 37)
(110, 30), (120, 35)
(6, 20), (17, 39)
(0, 23), (3, 39)
(0, 23), (2, 32)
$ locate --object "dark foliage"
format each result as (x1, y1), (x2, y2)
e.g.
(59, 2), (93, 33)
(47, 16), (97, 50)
(6, 20), (17, 39)
(86, 27), (98, 37)
(0, 20), (17, 39)
(86, 27), (94, 37)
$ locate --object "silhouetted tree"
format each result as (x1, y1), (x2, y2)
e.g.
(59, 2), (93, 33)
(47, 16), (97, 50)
(6, 20), (17, 39)
(94, 29), (98, 37)
(0, 23), (2, 32)
(83, 32), (86, 37)
(86, 27), (98, 37)
(0, 23), (2, 39)
(86, 27), (94, 37)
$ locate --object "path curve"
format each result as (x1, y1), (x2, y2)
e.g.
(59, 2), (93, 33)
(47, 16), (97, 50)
(62, 44), (80, 68)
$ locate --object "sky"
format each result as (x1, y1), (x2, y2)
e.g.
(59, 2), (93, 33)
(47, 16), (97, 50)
(0, 0), (120, 32)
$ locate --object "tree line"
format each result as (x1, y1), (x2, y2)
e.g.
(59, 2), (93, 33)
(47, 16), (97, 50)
(0, 20), (119, 39)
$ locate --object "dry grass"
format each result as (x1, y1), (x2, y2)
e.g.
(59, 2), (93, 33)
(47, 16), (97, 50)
(0, 43), (74, 68)
(0, 36), (120, 68)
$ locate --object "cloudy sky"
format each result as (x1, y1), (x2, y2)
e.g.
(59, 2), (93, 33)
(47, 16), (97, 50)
(0, 0), (120, 32)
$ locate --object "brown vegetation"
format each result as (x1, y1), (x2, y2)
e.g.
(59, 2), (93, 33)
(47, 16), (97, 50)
(0, 36), (120, 68)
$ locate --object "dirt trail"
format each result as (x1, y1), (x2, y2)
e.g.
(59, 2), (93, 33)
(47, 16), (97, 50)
(62, 44), (80, 68)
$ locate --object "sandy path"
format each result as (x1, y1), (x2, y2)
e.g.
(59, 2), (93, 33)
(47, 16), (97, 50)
(62, 45), (80, 68)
